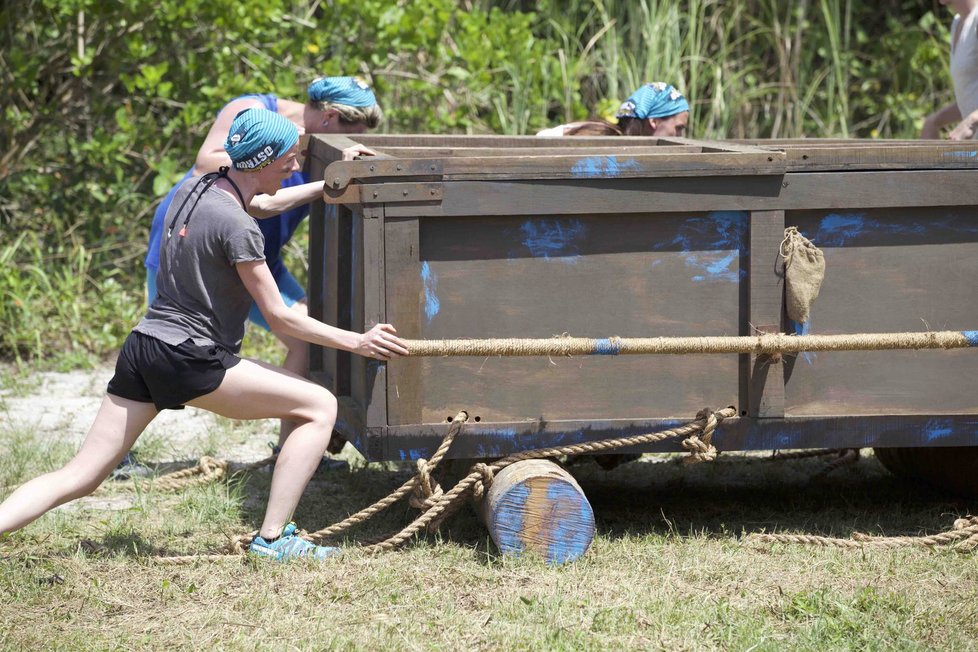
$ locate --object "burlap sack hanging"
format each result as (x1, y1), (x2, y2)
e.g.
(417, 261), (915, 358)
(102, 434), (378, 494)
(780, 226), (825, 324)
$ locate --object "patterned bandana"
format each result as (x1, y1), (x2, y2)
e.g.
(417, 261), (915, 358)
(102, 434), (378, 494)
(224, 108), (299, 171)
(615, 82), (689, 120)
(307, 76), (377, 107)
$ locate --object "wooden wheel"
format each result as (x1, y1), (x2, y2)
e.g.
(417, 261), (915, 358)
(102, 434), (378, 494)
(873, 447), (978, 497)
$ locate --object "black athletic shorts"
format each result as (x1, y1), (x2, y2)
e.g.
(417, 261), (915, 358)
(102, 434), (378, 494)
(107, 331), (241, 411)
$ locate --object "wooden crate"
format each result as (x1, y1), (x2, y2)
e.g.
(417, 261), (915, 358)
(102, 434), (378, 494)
(304, 135), (978, 462)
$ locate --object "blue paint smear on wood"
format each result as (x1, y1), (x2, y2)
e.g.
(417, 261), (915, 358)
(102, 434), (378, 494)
(650, 211), (748, 282)
(492, 482), (528, 555)
(420, 261), (440, 322)
(923, 419), (954, 443)
(520, 219), (586, 261)
(814, 213), (931, 246)
(544, 481), (594, 565)
(571, 156), (640, 178)
(398, 448), (428, 461)
(792, 319), (816, 365)
(943, 150), (978, 158)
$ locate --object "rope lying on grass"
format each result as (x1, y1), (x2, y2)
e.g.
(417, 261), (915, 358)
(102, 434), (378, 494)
(153, 406), (735, 564)
(748, 516), (978, 551)
(150, 455), (276, 492)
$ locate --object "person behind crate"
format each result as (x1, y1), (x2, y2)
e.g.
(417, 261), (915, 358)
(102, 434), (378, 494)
(535, 82), (689, 138)
(0, 109), (408, 560)
(921, 0), (978, 139)
(614, 82), (690, 137)
(140, 76), (381, 465)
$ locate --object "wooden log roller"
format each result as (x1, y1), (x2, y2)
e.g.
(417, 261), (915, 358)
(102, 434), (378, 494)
(479, 459), (595, 564)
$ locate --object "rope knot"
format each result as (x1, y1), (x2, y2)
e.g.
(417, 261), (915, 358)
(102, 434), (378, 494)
(226, 530), (256, 555)
(682, 408), (719, 465)
(408, 458), (444, 511)
(470, 463), (495, 502)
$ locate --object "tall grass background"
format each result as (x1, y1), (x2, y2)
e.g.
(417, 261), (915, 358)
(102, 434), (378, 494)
(0, 0), (955, 364)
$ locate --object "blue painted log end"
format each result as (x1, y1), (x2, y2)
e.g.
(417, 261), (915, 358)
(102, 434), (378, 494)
(487, 464), (595, 565)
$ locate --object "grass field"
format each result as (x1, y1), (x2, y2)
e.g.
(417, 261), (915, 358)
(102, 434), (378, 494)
(2, 367), (977, 650)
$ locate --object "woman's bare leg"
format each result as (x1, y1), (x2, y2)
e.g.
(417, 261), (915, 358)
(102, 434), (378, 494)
(187, 358), (335, 540)
(0, 395), (158, 535)
(273, 300), (310, 445)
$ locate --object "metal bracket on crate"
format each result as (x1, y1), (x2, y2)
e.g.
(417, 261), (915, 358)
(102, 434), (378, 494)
(324, 181), (444, 205)
(323, 158), (445, 190)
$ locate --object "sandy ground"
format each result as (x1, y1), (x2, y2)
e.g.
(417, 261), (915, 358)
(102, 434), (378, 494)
(0, 365), (275, 464)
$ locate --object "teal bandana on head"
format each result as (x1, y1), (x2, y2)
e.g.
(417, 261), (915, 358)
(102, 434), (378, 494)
(307, 76), (377, 107)
(616, 82), (689, 120)
(224, 108), (299, 171)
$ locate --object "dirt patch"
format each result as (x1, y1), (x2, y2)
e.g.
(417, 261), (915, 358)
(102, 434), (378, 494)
(0, 365), (276, 463)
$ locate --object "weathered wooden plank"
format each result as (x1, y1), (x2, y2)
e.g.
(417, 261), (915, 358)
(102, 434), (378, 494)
(479, 459), (595, 565)
(374, 413), (978, 461)
(413, 212), (744, 424)
(334, 134), (667, 148)
(334, 206), (353, 397)
(377, 171), (978, 218)
(364, 145), (706, 158)
(777, 144), (978, 171)
(355, 206), (388, 439)
(323, 150), (786, 188)
(384, 217), (423, 426)
(782, 206), (978, 416)
(748, 210), (786, 418)
(305, 139), (330, 388)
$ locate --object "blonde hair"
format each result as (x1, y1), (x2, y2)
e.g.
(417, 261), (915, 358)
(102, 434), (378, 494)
(313, 101), (383, 129)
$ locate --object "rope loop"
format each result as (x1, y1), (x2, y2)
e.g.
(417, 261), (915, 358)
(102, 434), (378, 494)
(153, 455), (229, 492)
(408, 458), (444, 511)
(681, 407), (720, 464)
(152, 406), (735, 562)
(470, 463), (496, 503)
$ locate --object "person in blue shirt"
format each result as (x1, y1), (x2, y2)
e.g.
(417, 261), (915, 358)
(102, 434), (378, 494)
(140, 77), (380, 463)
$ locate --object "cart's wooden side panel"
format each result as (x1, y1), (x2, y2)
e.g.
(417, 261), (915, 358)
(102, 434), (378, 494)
(382, 210), (747, 424)
(307, 134), (978, 461)
(783, 205), (978, 416)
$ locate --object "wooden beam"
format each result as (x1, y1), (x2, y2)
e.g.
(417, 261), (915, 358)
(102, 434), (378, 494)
(748, 210), (786, 418)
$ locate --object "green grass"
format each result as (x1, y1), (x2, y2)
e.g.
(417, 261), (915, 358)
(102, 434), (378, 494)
(2, 415), (976, 651)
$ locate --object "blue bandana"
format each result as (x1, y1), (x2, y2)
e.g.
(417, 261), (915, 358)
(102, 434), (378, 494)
(307, 76), (377, 107)
(224, 108), (299, 171)
(616, 82), (689, 120)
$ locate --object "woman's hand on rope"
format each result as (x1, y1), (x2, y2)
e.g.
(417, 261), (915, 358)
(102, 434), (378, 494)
(357, 323), (409, 360)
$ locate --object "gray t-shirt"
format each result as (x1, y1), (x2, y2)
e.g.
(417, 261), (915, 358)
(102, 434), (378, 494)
(135, 175), (265, 352)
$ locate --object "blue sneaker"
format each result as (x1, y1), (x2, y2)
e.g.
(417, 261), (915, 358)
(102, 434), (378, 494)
(248, 523), (341, 561)
(111, 452), (151, 480)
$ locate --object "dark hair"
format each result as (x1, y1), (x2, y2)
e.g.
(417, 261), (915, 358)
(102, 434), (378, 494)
(564, 120), (623, 136)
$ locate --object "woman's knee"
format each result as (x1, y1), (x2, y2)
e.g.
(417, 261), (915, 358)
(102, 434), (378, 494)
(59, 464), (109, 499)
(293, 385), (337, 427)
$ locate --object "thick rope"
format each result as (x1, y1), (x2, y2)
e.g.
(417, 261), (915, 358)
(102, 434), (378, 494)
(152, 406), (734, 563)
(748, 516), (978, 551)
(402, 330), (978, 357)
(306, 406), (735, 553)
(149, 454), (277, 492)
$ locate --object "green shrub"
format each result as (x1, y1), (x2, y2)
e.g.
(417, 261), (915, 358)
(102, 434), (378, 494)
(0, 0), (956, 363)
